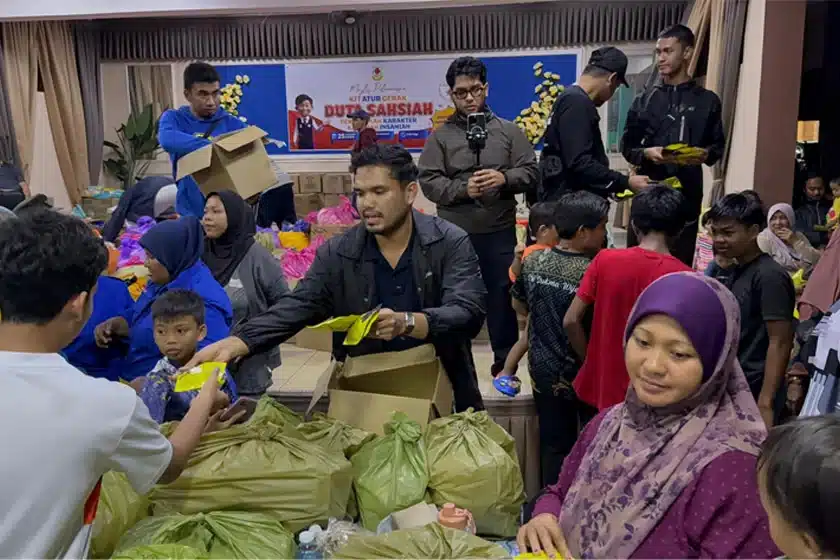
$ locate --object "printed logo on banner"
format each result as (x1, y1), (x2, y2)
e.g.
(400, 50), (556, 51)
(372, 67), (384, 81)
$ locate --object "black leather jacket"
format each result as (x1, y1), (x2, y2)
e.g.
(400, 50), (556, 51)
(795, 199), (832, 247)
(234, 210), (487, 411)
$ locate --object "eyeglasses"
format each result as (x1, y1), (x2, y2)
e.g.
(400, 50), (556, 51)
(451, 85), (487, 100)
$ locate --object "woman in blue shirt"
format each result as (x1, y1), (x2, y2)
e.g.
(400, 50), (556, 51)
(94, 216), (233, 381)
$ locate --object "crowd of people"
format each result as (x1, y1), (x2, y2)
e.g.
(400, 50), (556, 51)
(1, 21), (839, 560)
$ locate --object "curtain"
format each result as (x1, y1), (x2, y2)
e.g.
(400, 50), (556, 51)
(128, 65), (173, 119)
(0, 36), (19, 166)
(1, 22), (38, 182)
(99, 1), (687, 61)
(38, 21), (90, 204)
(75, 23), (105, 187)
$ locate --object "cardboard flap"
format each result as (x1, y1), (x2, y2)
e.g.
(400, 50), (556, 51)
(342, 344), (437, 378)
(307, 358), (341, 414)
(175, 145), (213, 180)
(213, 126), (268, 152)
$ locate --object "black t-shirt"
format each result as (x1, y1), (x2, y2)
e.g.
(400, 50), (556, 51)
(511, 247), (591, 390)
(724, 254), (795, 390)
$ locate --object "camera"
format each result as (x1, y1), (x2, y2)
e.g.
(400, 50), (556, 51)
(466, 112), (488, 160)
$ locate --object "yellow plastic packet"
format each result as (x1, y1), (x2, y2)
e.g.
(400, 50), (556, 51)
(310, 306), (381, 346)
(311, 315), (362, 331)
(173, 362), (228, 393)
(616, 176), (683, 199)
(791, 269), (806, 291)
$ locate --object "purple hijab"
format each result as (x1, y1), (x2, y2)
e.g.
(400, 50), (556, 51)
(559, 272), (766, 559)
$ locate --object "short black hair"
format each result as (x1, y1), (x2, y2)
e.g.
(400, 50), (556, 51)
(0, 210), (107, 324)
(151, 289), (206, 325)
(739, 190), (763, 205)
(582, 65), (612, 79)
(630, 184), (687, 238)
(295, 94), (313, 107)
(705, 192), (765, 229)
(183, 62), (220, 90)
(758, 415), (840, 558)
(830, 177), (840, 187)
(350, 143), (418, 186)
(554, 191), (610, 239)
(806, 170), (823, 182)
(658, 24), (696, 48)
(445, 57), (487, 88)
(528, 202), (558, 239)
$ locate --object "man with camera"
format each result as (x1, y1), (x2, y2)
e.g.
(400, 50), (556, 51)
(419, 56), (538, 381)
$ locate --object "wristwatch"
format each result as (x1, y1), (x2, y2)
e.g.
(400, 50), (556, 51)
(403, 312), (416, 336)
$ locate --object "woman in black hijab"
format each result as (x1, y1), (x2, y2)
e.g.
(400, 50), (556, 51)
(203, 191), (289, 396)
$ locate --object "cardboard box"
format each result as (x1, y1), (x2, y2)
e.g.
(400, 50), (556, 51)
(294, 193), (324, 217)
(308, 344), (453, 435)
(290, 174), (301, 193)
(322, 173), (350, 194)
(298, 173), (323, 194)
(175, 126), (276, 200)
(322, 194), (343, 208)
(294, 327), (333, 352)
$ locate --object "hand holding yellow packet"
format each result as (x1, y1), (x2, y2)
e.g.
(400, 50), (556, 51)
(616, 177), (682, 199)
(173, 362), (227, 393)
(309, 306), (382, 346)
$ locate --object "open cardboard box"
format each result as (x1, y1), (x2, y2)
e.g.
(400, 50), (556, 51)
(175, 126), (277, 200)
(307, 344), (453, 435)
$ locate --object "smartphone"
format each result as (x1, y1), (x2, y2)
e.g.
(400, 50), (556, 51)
(219, 397), (259, 424)
(467, 112), (487, 134)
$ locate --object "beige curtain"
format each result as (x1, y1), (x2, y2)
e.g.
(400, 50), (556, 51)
(37, 21), (90, 205)
(685, 0), (712, 77)
(1, 23), (38, 182)
(129, 64), (173, 119)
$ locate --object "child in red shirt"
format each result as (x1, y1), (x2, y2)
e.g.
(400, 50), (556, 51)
(564, 185), (691, 410)
(494, 202), (559, 396)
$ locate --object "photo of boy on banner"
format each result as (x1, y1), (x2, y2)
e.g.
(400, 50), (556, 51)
(293, 93), (323, 150)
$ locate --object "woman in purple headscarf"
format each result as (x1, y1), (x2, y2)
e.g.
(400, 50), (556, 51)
(517, 272), (780, 559)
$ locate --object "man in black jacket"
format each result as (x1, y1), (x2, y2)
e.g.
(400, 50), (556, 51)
(795, 173), (832, 247)
(539, 47), (650, 202)
(185, 144), (487, 412)
(621, 24), (726, 266)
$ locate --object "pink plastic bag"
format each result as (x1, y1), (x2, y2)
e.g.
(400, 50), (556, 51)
(316, 196), (356, 225)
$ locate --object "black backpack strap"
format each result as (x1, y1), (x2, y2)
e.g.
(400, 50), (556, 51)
(202, 120), (222, 139)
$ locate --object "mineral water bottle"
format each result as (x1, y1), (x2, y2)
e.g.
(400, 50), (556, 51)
(297, 530), (322, 560)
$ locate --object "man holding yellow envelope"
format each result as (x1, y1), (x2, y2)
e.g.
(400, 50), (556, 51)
(621, 24), (726, 266)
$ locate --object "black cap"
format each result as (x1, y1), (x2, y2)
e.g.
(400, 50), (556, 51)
(347, 109), (370, 119)
(588, 46), (629, 87)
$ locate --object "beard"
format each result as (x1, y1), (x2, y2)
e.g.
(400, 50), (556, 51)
(366, 205), (412, 237)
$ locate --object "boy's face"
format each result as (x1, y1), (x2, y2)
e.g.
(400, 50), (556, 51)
(580, 219), (608, 254)
(297, 100), (313, 117)
(831, 182), (840, 199)
(185, 81), (221, 119)
(153, 316), (207, 366)
(708, 218), (758, 260)
(757, 468), (819, 559)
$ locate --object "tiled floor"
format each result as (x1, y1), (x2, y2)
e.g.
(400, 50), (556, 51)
(269, 341), (533, 397)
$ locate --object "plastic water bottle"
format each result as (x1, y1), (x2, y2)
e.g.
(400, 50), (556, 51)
(297, 530), (322, 560)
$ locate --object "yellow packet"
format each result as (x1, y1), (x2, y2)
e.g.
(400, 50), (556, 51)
(343, 309), (380, 346)
(516, 553), (553, 559)
(791, 269), (806, 291)
(173, 362), (227, 392)
(310, 315), (363, 332)
(616, 176), (682, 199)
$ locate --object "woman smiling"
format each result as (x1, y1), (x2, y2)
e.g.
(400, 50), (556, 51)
(517, 272), (779, 559)
(757, 203), (820, 275)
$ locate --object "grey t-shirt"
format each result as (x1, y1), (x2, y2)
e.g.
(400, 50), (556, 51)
(225, 270), (249, 326)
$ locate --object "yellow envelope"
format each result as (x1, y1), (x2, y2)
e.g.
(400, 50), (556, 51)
(343, 310), (380, 346)
(616, 176), (682, 199)
(173, 362), (228, 392)
(310, 315), (362, 332)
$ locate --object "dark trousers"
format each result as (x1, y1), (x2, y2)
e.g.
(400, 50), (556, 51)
(626, 217), (699, 267)
(469, 228), (520, 374)
(255, 184), (297, 228)
(533, 382), (598, 488)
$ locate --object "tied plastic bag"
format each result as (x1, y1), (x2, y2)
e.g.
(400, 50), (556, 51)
(425, 409), (524, 538)
(149, 415), (353, 531)
(297, 412), (376, 458)
(90, 472), (149, 559)
(316, 196), (357, 225)
(112, 544), (207, 559)
(280, 235), (327, 280)
(113, 511), (294, 559)
(352, 412), (429, 531)
(335, 523), (508, 559)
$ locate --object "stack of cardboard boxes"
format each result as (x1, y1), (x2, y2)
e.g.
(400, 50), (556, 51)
(292, 173), (354, 218)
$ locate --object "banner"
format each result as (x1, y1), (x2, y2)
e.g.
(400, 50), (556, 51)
(216, 51), (579, 154)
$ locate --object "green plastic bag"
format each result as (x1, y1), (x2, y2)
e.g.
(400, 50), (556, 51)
(297, 412), (377, 458)
(113, 511), (294, 559)
(149, 417), (353, 531)
(335, 523), (508, 559)
(425, 409), (524, 537)
(351, 412), (429, 531)
(112, 544), (207, 559)
(248, 396), (302, 430)
(90, 471), (149, 559)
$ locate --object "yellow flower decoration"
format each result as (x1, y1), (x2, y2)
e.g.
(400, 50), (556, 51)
(517, 62), (565, 144)
(220, 75), (251, 119)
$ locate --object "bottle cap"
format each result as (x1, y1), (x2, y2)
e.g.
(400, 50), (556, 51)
(299, 530), (314, 545)
(308, 524), (323, 534)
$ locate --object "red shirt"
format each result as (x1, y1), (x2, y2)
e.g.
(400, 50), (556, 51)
(572, 247), (691, 409)
(352, 128), (378, 153)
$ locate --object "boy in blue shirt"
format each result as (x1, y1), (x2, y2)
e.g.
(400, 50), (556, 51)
(158, 62), (247, 218)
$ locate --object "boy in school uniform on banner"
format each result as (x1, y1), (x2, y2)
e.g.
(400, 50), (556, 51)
(293, 94), (323, 150)
(158, 62), (248, 218)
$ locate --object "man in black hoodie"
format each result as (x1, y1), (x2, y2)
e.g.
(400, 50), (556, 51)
(795, 173), (832, 247)
(621, 24), (726, 266)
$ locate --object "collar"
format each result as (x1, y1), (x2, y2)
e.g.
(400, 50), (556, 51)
(338, 209), (443, 260)
(655, 78), (698, 92)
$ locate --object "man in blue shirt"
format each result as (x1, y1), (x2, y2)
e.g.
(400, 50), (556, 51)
(158, 62), (247, 218)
